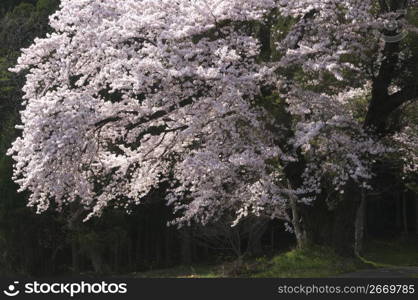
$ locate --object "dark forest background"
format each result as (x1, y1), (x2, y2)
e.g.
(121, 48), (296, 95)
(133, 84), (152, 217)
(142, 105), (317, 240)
(0, 0), (416, 277)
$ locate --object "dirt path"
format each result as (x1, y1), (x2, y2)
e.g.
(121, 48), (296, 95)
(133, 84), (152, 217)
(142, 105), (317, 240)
(336, 267), (418, 278)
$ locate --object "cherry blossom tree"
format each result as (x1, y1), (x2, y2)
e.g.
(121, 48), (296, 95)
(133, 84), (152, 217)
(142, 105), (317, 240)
(276, 0), (417, 252)
(9, 0), (289, 226)
(8, 0), (418, 254)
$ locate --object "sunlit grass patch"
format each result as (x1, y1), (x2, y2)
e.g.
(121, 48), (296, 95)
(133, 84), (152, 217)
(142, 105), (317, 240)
(251, 246), (367, 278)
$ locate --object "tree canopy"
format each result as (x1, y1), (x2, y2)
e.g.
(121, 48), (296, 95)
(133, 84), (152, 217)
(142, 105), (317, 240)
(5, 0), (418, 257)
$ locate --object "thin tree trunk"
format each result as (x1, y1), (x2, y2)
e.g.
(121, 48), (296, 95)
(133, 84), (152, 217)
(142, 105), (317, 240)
(288, 181), (307, 249)
(88, 246), (104, 274)
(396, 191), (402, 230)
(354, 189), (366, 256)
(165, 227), (171, 267)
(415, 193), (418, 235)
(156, 234), (162, 267)
(247, 219), (268, 256)
(67, 206), (84, 274)
(114, 236), (119, 273)
(180, 227), (192, 265)
(71, 238), (79, 274)
(403, 190), (408, 235)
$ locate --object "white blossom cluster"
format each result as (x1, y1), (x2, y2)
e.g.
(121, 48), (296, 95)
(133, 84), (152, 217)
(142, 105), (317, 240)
(284, 85), (389, 205)
(392, 125), (418, 180)
(8, 0), (286, 224)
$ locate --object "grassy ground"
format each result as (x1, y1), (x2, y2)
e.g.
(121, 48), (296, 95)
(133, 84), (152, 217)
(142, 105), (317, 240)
(128, 237), (418, 278)
(130, 264), (219, 278)
(130, 246), (369, 278)
(251, 246), (367, 278)
(361, 236), (418, 268)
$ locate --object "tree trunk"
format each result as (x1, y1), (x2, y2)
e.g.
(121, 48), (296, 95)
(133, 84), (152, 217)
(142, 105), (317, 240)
(288, 183), (308, 249)
(298, 181), (361, 256)
(331, 195), (360, 256)
(180, 227), (192, 265)
(67, 206), (84, 274)
(71, 237), (79, 274)
(402, 190), (408, 235)
(415, 193), (418, 235)
(84, 238), (110, 275)
(155, 234), (162, 267)
(165, 227), (172, 267)
(247, 220), (268, 256)
(396, 191), (402, 230)
(88, 247), (104, 274)
(354, 189), (366, 256)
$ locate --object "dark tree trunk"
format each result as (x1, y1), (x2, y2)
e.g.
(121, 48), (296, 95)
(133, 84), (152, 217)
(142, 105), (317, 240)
(155, 234), (162, 267)
(415, 193), (418, 235)
(164, 227), (172, 267)
(355, 190), (366, 256)
(247, 221), (268, 256)
(180, 227), (192, 265)
(88, 246), (105, 274)
(402, 190), (408, 235)
(396, 191), (402, 230)
(67, 206), (84, 274)
(296, 181), (361, 256)
(332, 186), (361, 256)
(71, 237), (80, 274)
(288, 183), (308, 249)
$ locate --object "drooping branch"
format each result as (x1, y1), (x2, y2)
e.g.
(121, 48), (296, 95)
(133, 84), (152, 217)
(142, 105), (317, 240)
(94, 98), (193, 130)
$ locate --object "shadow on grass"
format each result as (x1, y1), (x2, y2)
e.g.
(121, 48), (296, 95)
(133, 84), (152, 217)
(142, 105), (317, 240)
(126, 237), (418, 278)
(129, 246), (369, 278)
(360, 236), (418, 268)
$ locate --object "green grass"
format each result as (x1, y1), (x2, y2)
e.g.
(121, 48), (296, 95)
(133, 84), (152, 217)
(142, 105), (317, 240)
(130, 264), (220, 278)
(126, 238), (418, 278)
(129, 246), (369, 278)
(251, 246), (367, 278)
(361, 237), (418, 268)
